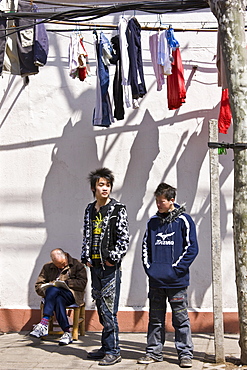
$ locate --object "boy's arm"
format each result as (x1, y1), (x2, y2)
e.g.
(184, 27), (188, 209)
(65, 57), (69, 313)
(142, 222), (151, 271)
(172, 214), (198, 276)
(107, 206), (129, 264)
(81, 205), (92, 265)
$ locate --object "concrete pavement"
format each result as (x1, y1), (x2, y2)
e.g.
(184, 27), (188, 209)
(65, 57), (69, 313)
(0, 331), (243, 370)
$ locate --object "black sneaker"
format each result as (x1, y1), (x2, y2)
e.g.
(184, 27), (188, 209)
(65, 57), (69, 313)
(179, 357), (192, 368)
(98, 354), (122, 366)
(87, 349), (105, 359)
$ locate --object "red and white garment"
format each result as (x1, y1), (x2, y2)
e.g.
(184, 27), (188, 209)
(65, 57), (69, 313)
(68, 34), (90, 81)
(167, 48), (186, 110)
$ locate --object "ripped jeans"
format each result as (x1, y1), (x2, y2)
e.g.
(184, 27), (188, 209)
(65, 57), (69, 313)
(90, 264), (121, 356)
(146, 287), (193, 361)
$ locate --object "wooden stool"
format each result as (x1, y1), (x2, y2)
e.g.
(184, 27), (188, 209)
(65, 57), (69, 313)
(40, 301), (85, 340)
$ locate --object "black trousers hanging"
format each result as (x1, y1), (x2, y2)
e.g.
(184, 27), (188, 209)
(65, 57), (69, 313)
(110, 35), (124, 121)
(126, 17), (147, 100)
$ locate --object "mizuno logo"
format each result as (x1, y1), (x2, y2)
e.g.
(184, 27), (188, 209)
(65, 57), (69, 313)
(155, 232), (175, 246)
(156, 232), (175, 240)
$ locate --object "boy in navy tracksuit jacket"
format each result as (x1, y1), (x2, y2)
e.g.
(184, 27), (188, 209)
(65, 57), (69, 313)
(138, 183), (198, 368)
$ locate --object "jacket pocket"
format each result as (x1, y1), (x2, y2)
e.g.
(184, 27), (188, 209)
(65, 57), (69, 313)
(146, 262), (178, 284)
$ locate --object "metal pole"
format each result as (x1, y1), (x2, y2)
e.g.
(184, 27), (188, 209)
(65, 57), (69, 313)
(209, 119), (225, 363)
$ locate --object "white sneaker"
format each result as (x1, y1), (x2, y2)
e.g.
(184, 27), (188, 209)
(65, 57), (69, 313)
(30, 323), (48, 338)
(59, 332), (72, 346)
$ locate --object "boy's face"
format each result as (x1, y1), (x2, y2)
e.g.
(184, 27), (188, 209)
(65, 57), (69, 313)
(155, 195), (175, 213)
(93, 177), (111, 201)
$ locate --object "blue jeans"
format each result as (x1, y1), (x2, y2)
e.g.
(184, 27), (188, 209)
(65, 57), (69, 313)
(146, 287), (193, 361)
(43, 286), (75, 331)
(90, 264), (121, 356)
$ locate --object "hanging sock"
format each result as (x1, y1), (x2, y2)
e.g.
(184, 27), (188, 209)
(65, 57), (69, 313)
(218, 88), (232, 134)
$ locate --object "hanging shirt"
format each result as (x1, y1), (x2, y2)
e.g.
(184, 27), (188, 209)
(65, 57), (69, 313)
(68, 34), (90, 80)
(33, 4), (49, 67)
(166, 27), (180, 50)
(157, 30), (172, 76)
(118, 16), (131, 108)
(91, 203), (110, 267)
(218, 88), (232, 134)
(149, 32), (165, 91)
(167, 48), (186, 110)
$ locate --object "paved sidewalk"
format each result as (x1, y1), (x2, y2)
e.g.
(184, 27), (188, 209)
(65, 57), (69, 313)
(0, 331), (243, 370)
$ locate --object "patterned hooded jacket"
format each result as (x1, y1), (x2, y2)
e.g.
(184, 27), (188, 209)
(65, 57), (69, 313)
(81, 198), (129, 266)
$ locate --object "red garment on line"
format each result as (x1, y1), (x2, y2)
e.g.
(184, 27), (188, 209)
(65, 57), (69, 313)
(218, 88), (232, 134)
(167, 48), (186, 110)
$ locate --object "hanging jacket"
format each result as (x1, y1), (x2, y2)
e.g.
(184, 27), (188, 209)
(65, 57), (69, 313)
(142, 203), (198, 289)
(15, 0), (39, 76)
(126, 17), (147, 100)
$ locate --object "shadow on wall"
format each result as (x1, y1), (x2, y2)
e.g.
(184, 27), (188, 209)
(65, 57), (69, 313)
(27, 104), (231, 323)
(27, 32), (99, 312)
(26, 31), (234, 331)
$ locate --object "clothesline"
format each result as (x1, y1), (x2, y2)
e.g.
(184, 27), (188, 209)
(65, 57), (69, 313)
(46, 20), (220, 32)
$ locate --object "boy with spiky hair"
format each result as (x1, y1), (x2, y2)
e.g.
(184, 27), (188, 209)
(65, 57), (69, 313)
(81, 168), (129, 366)
(138, 183), (198, 368)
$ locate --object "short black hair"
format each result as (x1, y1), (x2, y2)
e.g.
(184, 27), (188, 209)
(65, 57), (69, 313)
(88, 168), (114, 196)
(154, 183), (176, 200)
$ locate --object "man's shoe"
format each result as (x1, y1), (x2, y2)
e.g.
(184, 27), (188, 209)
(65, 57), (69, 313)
(98, 354), (122, 366)
(87, 349), (105, 359)
(179, 357), (192, 368)
(29, 323), (48, 338)
(137, 355), (160, 364)
(59, 332), (73, 346)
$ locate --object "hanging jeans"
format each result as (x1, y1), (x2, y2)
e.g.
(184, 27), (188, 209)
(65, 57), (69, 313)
(146, 287), (193, 361)
(43, 286), (75, 331)
(93, 32), (114, 127)
(90, 264), (121, 356)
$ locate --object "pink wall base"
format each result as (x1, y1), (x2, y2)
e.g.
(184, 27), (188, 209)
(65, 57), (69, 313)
(0, 308), (239, 334)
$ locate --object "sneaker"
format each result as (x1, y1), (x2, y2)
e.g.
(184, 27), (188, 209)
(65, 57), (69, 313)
(30, 323), (48, 338)
(59, 332), (72, 346)
(179, 357), (192, 368)
(137, 355), (160, 364)
(87, 348), (106, 359)
(98, 354), (122, 366)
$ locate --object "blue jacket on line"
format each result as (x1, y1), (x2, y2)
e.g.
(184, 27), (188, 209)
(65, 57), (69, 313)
(142, 203), (198, 289)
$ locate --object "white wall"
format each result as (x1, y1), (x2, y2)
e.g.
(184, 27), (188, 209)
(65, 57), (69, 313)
(0, 9), (236, 314)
